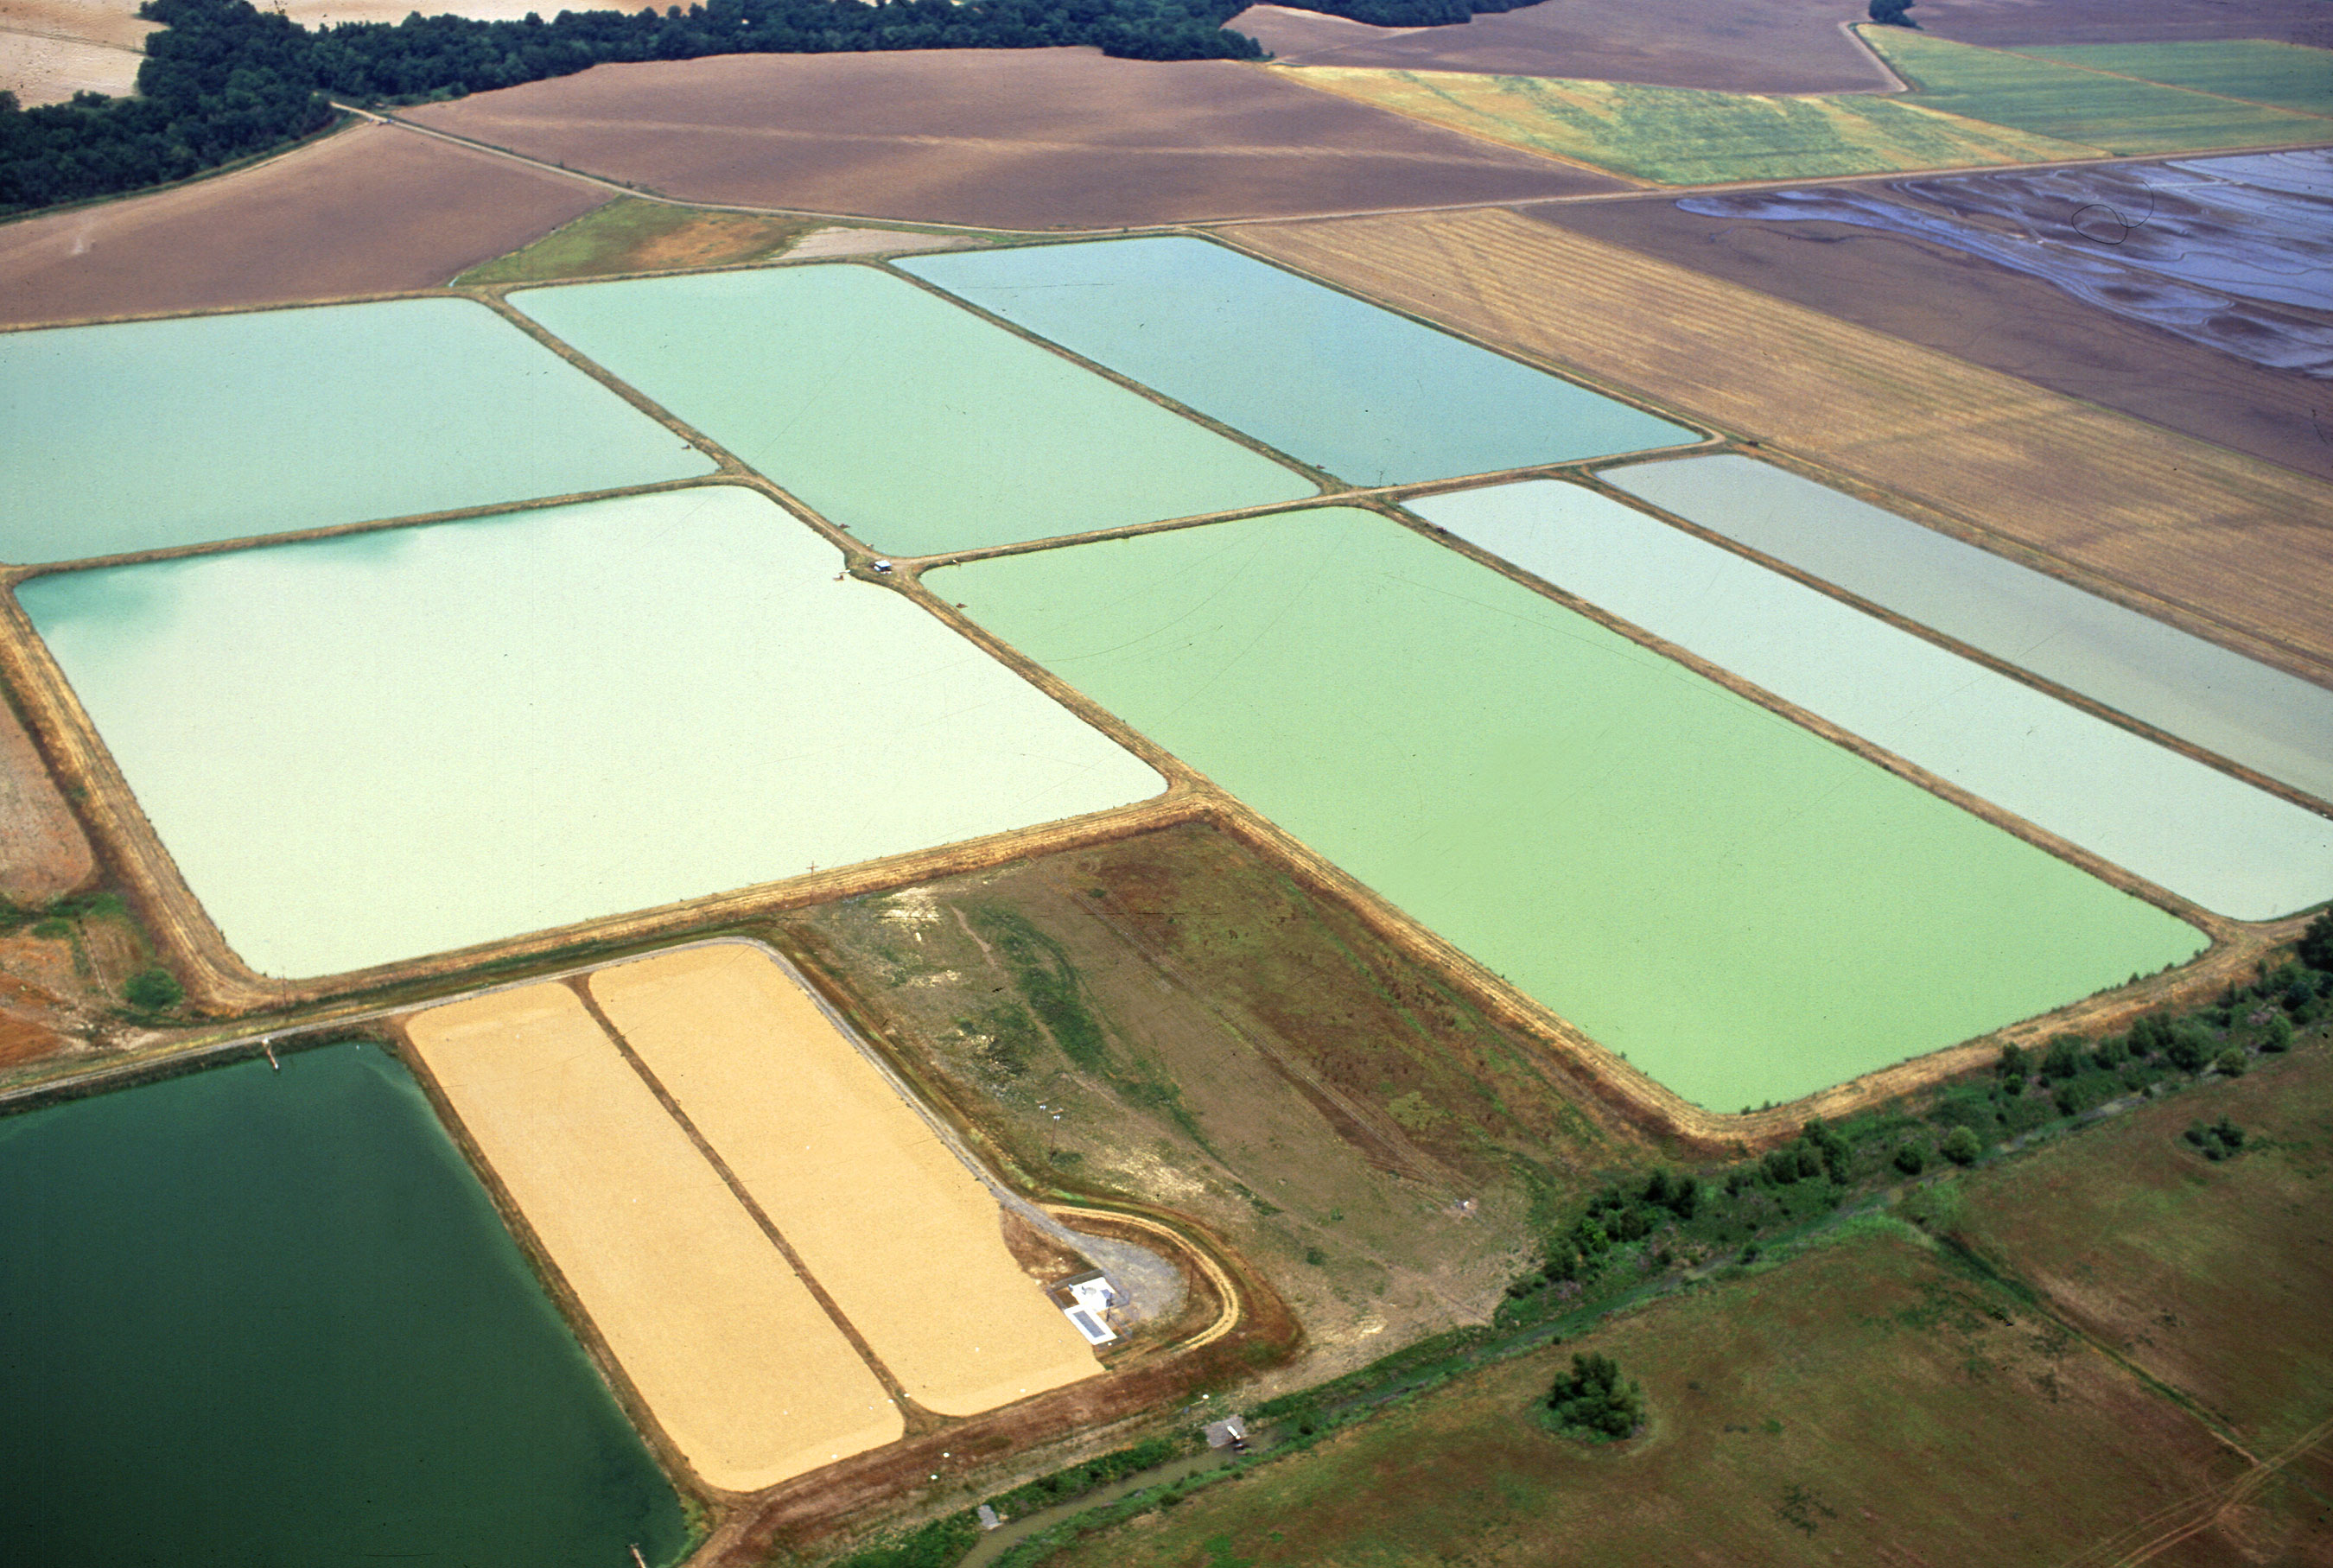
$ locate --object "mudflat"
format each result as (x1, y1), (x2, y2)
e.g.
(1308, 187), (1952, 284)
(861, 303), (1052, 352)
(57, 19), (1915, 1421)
(405, 983), (904, 1493)
(588, 945), (1100, 1418)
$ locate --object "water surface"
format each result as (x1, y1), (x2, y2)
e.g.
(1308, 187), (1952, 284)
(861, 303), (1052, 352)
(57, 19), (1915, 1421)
(938, 509), (2201, 1110)
(0, 1044), (686, 1567)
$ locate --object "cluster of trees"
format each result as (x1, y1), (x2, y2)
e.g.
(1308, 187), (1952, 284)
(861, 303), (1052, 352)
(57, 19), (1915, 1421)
(2183, 1116), (2246, 1162)
(1279, 0), (1534, 27)
(1543, 1351), (1643, 1441)
(0, 0), (1264, 215)
(1867, 0), (1916, 28)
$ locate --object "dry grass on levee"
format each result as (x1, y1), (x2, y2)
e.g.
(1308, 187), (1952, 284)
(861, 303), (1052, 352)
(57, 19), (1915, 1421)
(1037, 1228), (2259, 1566)
(786, 821), (1648, 1378)
(1948, 1039), (2333, 1451)
(1226, 207), (2333, 682)
(456, 198), (818, 286)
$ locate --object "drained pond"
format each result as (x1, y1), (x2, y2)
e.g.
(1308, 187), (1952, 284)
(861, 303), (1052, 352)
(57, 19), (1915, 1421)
(937, 508), (2204, 1110)
(0, 1044), (686, 1566)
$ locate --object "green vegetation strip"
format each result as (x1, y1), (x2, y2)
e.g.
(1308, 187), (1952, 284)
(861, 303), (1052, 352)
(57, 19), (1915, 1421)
(456, 199), (817, 287)
(2009, 41), (2333, 118)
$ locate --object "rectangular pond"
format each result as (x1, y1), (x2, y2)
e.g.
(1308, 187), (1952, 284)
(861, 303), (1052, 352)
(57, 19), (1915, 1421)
(900, 236), (1699, 486)
(510, 264), (1316, 557)
(1417, 480), (2333, 923)
(935, 508), (2203, 1112)
(1602, 454), (2333, 808)
(0, 297), (715, 565)
(0, 1044), (686, 1567)
(17, 486), (1166, 978)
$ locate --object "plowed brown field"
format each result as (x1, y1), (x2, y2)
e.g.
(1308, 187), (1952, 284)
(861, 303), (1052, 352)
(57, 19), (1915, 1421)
(1227, 0), (1899, 92)
(0, 696), (90, 905)
(403, 49), (1622, 229)
(0, 122), (602, 327)
(1230, 208), (2333, 683)
(1540, 194), (2333, 480)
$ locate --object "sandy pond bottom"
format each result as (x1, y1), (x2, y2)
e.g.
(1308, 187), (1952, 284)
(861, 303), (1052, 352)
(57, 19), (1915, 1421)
(938, 509), (2204, 1111)
(0, 1044), (685, 1566)
(17, 486), (1166, 978)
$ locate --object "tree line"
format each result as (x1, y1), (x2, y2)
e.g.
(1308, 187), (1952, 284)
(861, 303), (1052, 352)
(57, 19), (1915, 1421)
(0, 0), (1266, 216)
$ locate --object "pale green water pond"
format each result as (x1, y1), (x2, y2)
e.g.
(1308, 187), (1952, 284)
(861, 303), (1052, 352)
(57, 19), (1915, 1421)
(938, 509), (2203, 1110)
(0, 298), (713, 564)
(900, 237), (1698, 486)
(1605, 454), (2333, 808)
(17, 486), (1164, 978)
(510, 264), (1315, 556)
(1417, 480), (2333, 922)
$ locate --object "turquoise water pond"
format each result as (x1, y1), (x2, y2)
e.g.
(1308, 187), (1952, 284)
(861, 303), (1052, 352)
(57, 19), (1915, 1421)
(901, 237), (1698, 486)
(0, 1044), (686, 1567)
(0, 298), (712, 564)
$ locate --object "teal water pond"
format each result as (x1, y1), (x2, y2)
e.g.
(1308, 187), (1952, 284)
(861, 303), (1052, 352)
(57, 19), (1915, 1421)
(938, 509), (2204, 1110)
(0, 297), (713, 564)
(0, 1044), (686, 1567)
(900, 236), (1698, 486)
(511, 264), (1315, 556)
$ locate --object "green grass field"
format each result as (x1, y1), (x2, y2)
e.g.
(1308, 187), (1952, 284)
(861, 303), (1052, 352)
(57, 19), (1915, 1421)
(1862, 29), (2332, 153)
(2012, 40), (2333, 117)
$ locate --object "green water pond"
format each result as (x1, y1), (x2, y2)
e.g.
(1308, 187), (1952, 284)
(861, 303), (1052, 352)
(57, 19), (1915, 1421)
(0, 1044), (686, 1566)
(937, 508), (2204, 1110)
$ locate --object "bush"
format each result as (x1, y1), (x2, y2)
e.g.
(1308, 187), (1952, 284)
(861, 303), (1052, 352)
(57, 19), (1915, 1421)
(2165, 1021), (2215, 1072)
(2215, 1046), (2248, 1077)
(1893, 1144), (1926, 1176)
(2260, 1014), (2294, 1052)
(2298, 909), (2333, 973)
(1996, 1043), (2027, 1081)
(123, 966), (183, 1010)
(2039, 1036), (2087, 1082)
(2090, 1035), (2130, 1070)
(1941, 1126), (1982, 1166)
(1543, 1352), (1644, 1440)
(2129, 1014), (2174, 1060)
(2183, 1118), (2245, 1162)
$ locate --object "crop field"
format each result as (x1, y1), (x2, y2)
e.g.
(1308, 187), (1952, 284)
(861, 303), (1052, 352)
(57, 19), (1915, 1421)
(1542, 178), (2333, 479)
(1031, 1228), (2293, 1566)
(511, 266), (1315, 555)
(1415, 479), (2333, 919)
(1916, 0), (2333, 48)
(407, 983), (906, 1493)
(0, 29), (139, 105)
(901, 238), (1694, 486)
(588, 945), (1101, 1418)
(791, 820), (1643, 1371)
(0, 295), (711, 563)
(455, 197), (819, 287)
(1861, 29), (2333, 153)
(1225, 0), (1900, 92)
(938, 507), (2203, 1112)
(2014, 40), (2333, 115)
(16, 488), (1164, 978)
(1948, 1038), (2333, 1451)
(1275, 67), (2098, 183)
(1604, 455), (2333, 804)
(0, 123), (604, 330)
(1229, 209), (2333, 680)
(404, 51), (1621, 231)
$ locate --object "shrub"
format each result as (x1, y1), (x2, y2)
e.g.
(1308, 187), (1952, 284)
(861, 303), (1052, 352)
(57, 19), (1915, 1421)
(1941, 1126), (1982, 1166)
(1544, 1352), (1644, 1441)
(1893, 1144), (1926, 1176)
(2183, 1118), (2245, 1162)
(2040, 1037), (2086, 1082)
(2089, 1035), (2130, 1070)
(2165, 1021), (2215, 1073)
(2129, 1014), (2174, 1060)
(123, 967), (183, 1010)
(1996, 1043), (2028, 1081)
(2298, 909), (2333, 972)
(2260, 1014), (2294, 1052)
(2214, 1046), (2248, 1077)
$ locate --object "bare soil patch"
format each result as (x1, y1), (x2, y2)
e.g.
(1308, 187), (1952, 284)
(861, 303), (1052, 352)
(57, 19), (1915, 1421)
(404, 49), (1620, 230)
(0, 0), (151, 52)
(1231, 0), (1898, 92)
(1230, 207), (2333, 683)
(1537, 191), (2333, 480)
(0, 695), (92, 905)
(0, 121), (602, 328)
(1915, 0), (2333, 48)
(0, 28), (139, 105)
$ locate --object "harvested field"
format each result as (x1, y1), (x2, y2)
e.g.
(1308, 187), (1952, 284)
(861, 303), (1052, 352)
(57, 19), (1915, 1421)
(0, 0), (149, 51)
(1537, 185), (2333, 479)
(2017, 40), (2333, 115)
(402, 50), (1623, 229)
(1039, 1229), (2285, 1565)
(1225, 0), (1898, 92)
(405, 983), (904, 1493)
(0, 122), (602, 329)
(1228, 208), (2333, 681)
(0, 28), (138, 105)
(1951, 1041), (2333, 1451)
(1913, 0), (2333, 49)
(790, 820), (1642, 1377)
(1862, 29), (2333, 153)
(587, 944), (1100, 1418)
(455, 196), (817, 286)
(1276, 67), (2096, 183)
(783, 226), (974, 261)
(0, 694), (91, 905)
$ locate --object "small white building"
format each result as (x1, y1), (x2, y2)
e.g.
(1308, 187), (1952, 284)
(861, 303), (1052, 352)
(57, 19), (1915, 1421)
(1054, 1270), (1122, 1346)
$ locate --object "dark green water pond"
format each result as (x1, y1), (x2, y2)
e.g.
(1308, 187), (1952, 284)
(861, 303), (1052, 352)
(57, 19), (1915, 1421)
(0, 1044), (686, 1566)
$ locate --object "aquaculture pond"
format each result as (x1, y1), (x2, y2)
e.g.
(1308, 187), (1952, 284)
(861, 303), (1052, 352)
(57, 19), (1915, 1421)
(0, 1044), (687, 1567)
(0, 297), (713, 564)
(937, 509), (2203, 1111)
(902, 237), (1697, 486)
(1419, 480), (2333, 922)
(1603, 455), (2333, 808)
(510, 264), (1313, 556)
(17, 486), (1163, 977)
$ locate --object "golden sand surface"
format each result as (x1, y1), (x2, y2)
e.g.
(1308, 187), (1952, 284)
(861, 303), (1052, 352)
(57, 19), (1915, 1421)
(588, 944), (1102, 1417)
(405, 983), (902, 1492)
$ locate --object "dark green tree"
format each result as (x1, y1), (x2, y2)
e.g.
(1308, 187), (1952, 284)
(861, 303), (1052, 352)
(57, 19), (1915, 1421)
(2298, 910), (2333, 973)
(123, 966), (183, 1010)
(1544, 1352), (1644, 1440)
(1867, 0), (1916, 25)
